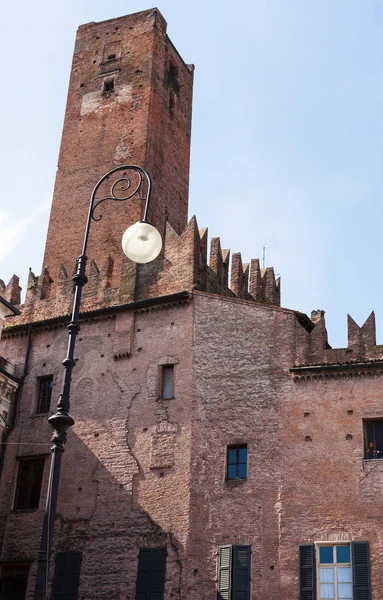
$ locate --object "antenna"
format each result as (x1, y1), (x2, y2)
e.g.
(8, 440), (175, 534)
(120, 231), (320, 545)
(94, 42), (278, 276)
(262, 239), (276, 269)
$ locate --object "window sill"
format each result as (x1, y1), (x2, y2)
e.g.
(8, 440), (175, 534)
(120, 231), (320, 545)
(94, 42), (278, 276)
(31, 413), (51, 419)
(11, 507), (40, 513)
(363, 458), (383, 462)
(157, 396), (175, 401)
(225, 478), (247, 485)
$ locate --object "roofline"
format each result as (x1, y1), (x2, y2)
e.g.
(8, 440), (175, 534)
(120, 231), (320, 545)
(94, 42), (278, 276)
(0, 367), (21, 384)
(2, 291), (191, 335)
(192, 290), (313, 330)
(0, 296), (21, 316)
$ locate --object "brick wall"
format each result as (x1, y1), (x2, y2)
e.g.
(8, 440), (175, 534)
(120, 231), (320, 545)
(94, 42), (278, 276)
(1, 292), (383, 598)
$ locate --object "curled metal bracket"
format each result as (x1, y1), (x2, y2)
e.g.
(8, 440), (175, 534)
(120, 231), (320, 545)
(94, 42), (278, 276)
(82, 164), (152, 256)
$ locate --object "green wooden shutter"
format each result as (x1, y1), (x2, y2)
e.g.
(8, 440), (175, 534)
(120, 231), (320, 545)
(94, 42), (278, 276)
(232, 545), (250, 600)
(298, 544), (316, 600)
(217, 546), (232, 600)
(352, 541), (371, 600)
(135, 548), (166, 600)
(51, 552), (82, 600)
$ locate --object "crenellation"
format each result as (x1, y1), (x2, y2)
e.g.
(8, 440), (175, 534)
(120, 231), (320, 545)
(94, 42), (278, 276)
(249, 258), (261, 300)
(100, 255), (114, 290)
(359, 311), (376, 352)
(3, 275), (21, 306)
(294, 308), (383, 369)
(3, 217), (281, 326)
(198, 228), (208, 265)
(230, 253), (250, 300)
(2, 10), (383, 600)
(38, 268), (53, 301)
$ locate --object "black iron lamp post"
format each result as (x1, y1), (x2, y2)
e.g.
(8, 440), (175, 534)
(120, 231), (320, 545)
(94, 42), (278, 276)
(34, 165), (162, 600)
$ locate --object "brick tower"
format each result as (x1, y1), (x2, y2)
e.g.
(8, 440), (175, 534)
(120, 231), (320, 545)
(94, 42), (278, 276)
(43, 8), (193, 298)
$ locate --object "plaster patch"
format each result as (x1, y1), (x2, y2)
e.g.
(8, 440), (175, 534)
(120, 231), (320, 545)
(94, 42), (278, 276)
(81, 84), (133, 116)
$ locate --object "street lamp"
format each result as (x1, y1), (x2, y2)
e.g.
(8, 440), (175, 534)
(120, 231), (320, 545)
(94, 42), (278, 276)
(34, 165), (161, 599)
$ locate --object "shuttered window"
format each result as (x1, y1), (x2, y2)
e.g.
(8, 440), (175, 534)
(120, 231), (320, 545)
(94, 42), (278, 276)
(217, 545), (251, 600)
(299, 542), (371, 600)
(351, 542), (371, 600)
(299, 545), (316, 600)
(51, 552), (82, 600)
(135, 548), (167, 600)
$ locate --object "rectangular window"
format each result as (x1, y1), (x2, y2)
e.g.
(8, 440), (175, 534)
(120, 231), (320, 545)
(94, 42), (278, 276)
(298, 542), (371, 600)
(135, 548), (166, 600)
(51, 552), (82, 600)
(364, 419), (383, 459)
(36, 376), (53, 414)
(14, 457), (45, 510)
(0, 564), (29, 600)
(318, 544), (352, 600)
(217, 545), (251, 600)
(227, 445), (247, 480)
(161, 365), (174, 399)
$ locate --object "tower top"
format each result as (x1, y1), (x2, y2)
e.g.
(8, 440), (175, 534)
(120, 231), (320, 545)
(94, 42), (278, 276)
(42, 7), (194, 299)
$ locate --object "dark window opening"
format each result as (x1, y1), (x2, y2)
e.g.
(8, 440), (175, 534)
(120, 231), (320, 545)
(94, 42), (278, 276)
(364, 419), (383, 459)
(36, 375), (53, 414)
(103, 79), (114, 94)
(160, 365), (174, 399)
(107, 53), (116, 60)
(14, 457), (45, 510)
(135, 548), (166, 600)
(227, 445), (247, 480)
(0, 564), (30, 600)
(166, 63), (180, 96)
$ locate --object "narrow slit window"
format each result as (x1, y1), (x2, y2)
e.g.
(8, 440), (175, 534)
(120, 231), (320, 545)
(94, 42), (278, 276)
(161, 365), (174, 399)
(108, 53), (116, 60)
(36, 376), (53, 414)
(227, 445), (248, 480)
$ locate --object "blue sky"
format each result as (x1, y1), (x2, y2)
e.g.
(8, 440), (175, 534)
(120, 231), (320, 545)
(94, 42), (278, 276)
(1, 0), (382, 348)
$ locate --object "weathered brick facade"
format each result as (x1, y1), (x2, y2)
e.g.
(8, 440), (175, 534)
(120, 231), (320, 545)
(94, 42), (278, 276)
(0, 8), (380, 600)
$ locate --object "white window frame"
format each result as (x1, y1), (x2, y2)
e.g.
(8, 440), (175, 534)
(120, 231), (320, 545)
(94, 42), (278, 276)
(315, 542), (353, 600)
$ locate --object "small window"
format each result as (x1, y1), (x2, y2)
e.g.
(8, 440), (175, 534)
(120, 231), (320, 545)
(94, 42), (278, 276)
(364, 419), (383, 459)
(227, 445), (247, 480)
(0, 564), (30, 599)
(36, 376), (53, 414)
(107, 53), (116, 60)
(14, 457), (45, 510)
(161, 365), (174, 399)
(103, 79), (114, 94)
(166, 63), (180, 96)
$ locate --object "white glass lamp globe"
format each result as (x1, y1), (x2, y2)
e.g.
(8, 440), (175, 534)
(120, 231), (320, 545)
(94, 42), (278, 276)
(121, 221), (162, 263)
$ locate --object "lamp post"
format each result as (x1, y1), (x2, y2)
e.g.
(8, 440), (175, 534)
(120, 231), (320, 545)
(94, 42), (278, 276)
(34, 165), (162, 600)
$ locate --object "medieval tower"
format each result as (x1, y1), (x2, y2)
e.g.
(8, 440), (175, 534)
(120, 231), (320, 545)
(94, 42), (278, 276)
(0, 8), (379, 600)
